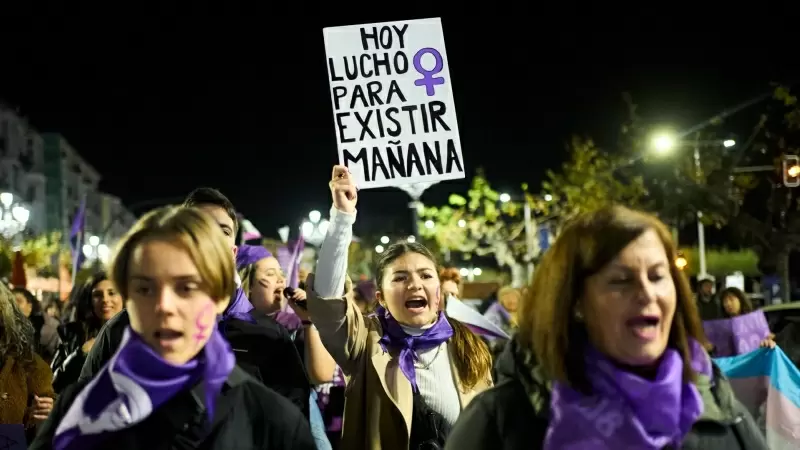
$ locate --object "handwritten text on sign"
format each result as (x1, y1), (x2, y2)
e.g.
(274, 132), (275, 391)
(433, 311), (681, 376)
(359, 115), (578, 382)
(323, 18), (465, 189)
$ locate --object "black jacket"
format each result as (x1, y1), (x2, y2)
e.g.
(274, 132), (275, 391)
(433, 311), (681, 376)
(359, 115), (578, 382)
(78, 309), (310, 418)
(29, 366), (315, 450)
(446, 337), (768, 450)
(51, 322), (90, 394)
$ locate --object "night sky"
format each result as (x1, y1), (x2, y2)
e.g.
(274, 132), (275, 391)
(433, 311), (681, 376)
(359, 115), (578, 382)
(0, 8), (794, 241)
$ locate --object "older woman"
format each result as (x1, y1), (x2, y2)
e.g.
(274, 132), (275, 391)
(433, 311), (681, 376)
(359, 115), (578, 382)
(446, 206), (767, 449)
(30, 206), (314, 450)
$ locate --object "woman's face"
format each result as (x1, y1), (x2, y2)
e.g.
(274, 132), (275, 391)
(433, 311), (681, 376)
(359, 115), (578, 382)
(378, 252), (441, 327)
(441, 280), (459, 300)
(248, 256), (286, 315)
(92, 280), (123, 322)
(127, 238), (228, 365)
(500, 290), (520, 313)
(13, 293), (33, 317)
(581, 229), (677, 367)
(722, 294), (741, 316)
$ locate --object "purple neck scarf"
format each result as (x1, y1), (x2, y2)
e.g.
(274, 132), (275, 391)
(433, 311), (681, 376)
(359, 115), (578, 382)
(224, 286), (255, 322)
(53, 326), (236, 450)
(544, 341), (711, 449)
(375, 306), (453, 393)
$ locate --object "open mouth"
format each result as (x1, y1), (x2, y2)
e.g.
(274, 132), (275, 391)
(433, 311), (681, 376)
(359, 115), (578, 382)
(154, 329), (184, 343)
(626, 315), (660, 341)
(404, 297), (428, 313)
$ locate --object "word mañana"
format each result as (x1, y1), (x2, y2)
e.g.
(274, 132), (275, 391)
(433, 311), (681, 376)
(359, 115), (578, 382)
(335, 101), (451, 144)
(343, 139), (463, 182)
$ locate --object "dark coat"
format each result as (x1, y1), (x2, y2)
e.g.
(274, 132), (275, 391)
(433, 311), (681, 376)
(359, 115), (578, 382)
(29, 366), (315, 450)
(446, 337), (769, 450)
(78, 309), (310, 418)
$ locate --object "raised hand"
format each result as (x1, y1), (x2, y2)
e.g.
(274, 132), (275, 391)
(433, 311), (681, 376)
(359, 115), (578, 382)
(329, 165), (357, 214)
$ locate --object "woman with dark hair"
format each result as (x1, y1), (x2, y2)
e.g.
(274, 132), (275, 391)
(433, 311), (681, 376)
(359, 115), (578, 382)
(0, 283), (55, 437)
(717, 286), (775, 350)
(13, 287), (61, 362)
(307, 165), (493, 449)
(446, 205), (767, 449)
(50, 271), (123, 393)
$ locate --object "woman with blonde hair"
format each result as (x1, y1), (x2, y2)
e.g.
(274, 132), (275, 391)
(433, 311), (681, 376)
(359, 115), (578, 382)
(446, 205), (767, 449)
(0, 283), (55, 437)
(31, 206), (313, 450)
(307, 166), (493, 449)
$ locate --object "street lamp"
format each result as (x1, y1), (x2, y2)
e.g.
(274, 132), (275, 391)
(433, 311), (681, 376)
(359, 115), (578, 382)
(301, 210), (330, 246)
(499, 193), (512, 203)
(380, 235), (390, 244)
(459, 266), (482, 282)
(648, 132), (736, 279)
(83, 235), (110, 265)
(457, 219), (466, 228)
(375, 244), (385, 254)
(407, 236), (416, 243)
(0, 192), (30, 240)
(424, 220), (435, 229)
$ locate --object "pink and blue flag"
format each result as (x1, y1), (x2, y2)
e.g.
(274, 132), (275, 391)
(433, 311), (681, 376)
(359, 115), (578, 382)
(714, 347), (800, 449)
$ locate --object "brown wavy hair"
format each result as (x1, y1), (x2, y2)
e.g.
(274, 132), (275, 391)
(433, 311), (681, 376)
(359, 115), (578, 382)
(375, 242), (492, 390)
(0, 283), (36, 367)
(520, 205), (707, 393)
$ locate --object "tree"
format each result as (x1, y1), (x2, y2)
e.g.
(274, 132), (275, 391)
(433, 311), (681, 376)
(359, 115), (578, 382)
(0, 231), (65, 278)
(419, 171), (530, 286)
(420, 137), (647, 287)
(616, 93), (760, 230)
(531, 136), (648, 233)
(678, 247), (760, 277)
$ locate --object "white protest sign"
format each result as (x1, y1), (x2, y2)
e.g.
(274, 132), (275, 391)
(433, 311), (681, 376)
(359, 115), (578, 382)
(323, 18), (465, 189)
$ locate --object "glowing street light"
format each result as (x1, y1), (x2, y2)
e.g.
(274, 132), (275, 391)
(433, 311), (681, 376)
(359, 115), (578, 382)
(407, 236), (416, 243)
(723, 139), (736, 148)
(457, 219), (466, 228)
(499, 193), (512, 203)
(308, 210), (322, 224)
(380, 235), (390, 244)
(544, 194), (553, 202)
(375, 245), (385, 254)
(0, 192), (30, 239)
(652, 133), (677, 154)
(675, 255), (688, 270)
(424, 220), (435, 229)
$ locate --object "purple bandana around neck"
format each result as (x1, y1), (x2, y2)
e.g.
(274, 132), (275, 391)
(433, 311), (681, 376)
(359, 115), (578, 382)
(52, 325), (236, 450)
(375, 305), (453, 393)
(223, 286), (255, 322)
(544, 340), (712, 450)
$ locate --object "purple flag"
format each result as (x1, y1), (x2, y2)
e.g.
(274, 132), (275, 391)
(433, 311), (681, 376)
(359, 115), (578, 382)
(277, 237), (305, 290)
(70, 197), (86, 278)
(703, 310), (771, 357)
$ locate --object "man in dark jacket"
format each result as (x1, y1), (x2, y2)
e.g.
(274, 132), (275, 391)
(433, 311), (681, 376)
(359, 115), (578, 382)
(79, 188), (310, 417)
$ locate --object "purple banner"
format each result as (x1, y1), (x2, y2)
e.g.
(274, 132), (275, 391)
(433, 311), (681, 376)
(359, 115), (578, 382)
(703, 310), (770, 357)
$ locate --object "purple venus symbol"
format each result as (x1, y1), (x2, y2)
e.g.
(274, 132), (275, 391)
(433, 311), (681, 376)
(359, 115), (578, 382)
(413, 47), (445, 96)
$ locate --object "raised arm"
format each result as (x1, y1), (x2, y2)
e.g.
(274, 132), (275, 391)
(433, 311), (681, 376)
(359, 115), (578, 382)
(314, 165), (357, 297)
(307, 165), (369, 373)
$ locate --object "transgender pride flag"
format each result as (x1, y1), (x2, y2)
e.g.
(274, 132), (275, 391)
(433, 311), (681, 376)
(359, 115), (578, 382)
(714, 347), (800, 449)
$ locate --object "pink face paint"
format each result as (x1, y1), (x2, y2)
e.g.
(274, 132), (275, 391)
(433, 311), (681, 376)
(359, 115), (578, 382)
(193, 302), (214, 343)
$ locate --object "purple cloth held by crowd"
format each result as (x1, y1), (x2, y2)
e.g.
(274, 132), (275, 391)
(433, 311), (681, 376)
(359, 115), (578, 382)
(703, 310), (770, 357)
(544, 340), (711, 450)
(52, 326), (236, 450)
(375, 305), (453, 393)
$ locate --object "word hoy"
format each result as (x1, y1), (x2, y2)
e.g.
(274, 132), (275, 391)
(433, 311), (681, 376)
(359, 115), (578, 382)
(343, 139), (463, 185)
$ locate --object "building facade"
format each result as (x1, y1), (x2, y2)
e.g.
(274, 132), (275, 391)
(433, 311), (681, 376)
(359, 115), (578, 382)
(0, 103), (136, 244)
